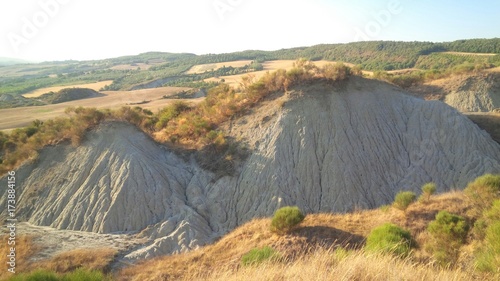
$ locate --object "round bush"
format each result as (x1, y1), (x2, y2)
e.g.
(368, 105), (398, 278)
(393, 191), (417, 211)
(428, 211), (469, 242)
(270, 206), (305, 234)
(365, 223), (415, 257)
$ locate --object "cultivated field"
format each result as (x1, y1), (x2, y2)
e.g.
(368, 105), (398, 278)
(443, 51), (497, 56)
(186, 60), (253, 74)
(0, 86), (197, 131)
(23, 80), (114, 98)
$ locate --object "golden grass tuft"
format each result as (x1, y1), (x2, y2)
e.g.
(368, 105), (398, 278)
(0, 235), (115, 278)
(35, 248), (117, 273)
(0, 235), (38, 280)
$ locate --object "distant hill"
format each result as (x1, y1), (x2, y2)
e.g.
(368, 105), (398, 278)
(0, 88), (102, 109)
(38, 88), (102, 104)
(1, 38), (500, 96)
(185, 38), (500, 71)
(0, 94), (44, 109)
(0, 57), (31, 66)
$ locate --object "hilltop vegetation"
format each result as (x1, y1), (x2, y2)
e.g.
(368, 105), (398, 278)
(0, 60), (353, 175)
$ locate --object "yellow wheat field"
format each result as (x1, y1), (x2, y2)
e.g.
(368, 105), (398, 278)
(186, 60), (253, 74)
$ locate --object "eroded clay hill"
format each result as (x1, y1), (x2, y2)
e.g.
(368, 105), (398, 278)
(408, 71), (500, 112)
(1, 76), (500, 260)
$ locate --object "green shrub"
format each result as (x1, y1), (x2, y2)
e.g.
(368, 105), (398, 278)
(393, 191), (417, 211)
(484, 199), (500, 222)
(241, 246), (280, 266)
(428, 211), (469, 242)
(473, 218), (488, 240)
(427, 211), (469, 266)
(7, 269), (59, 281)
(62, 268), (109, 281)
(365, 223), (415, 257)
(270, 206), (305, 234)
(321, 62), (351, 81)
(464, 174), (500, 215)
(6, 268), (109, 281)
(155, 101), (191, 129)
(475, 221), (500, 273)
(419, 182), (437, 202)
(473, 199), (500, 241)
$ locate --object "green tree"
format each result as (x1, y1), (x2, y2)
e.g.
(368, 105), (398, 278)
(419, 182), (437, 202)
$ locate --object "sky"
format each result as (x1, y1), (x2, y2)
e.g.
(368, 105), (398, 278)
(0, 0), (499, 62)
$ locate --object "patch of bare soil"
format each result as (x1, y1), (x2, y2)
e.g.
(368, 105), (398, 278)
(16, 223), (147, 263)
(406, 71), (500, 102)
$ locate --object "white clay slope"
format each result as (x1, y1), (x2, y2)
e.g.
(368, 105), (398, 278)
(444, 73), (500, 112)
(1, 76), (500, 260)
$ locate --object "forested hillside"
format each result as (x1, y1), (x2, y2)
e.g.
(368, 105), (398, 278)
(1, 38), (499, 98)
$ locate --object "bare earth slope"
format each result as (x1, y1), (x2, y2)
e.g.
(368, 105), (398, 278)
(408, 72), (500, 112)
(444, 73), (500, 112)
(1, 77), (500, 261)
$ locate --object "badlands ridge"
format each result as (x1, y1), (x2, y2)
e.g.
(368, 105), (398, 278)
(1, 76), (500, 260)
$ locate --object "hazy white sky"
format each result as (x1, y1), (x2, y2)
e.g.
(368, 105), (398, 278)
(1, 0), (499, 61)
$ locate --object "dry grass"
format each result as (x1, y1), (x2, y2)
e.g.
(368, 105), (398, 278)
(22, 80), (114, 98)
(185, 60), (253, 74)
(190, 248), (476, 281)
(117, 191), (485, 281)
(35, 248), (117, 273)
(0, 235), (39, 279)
(0, 236), (115, 278)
